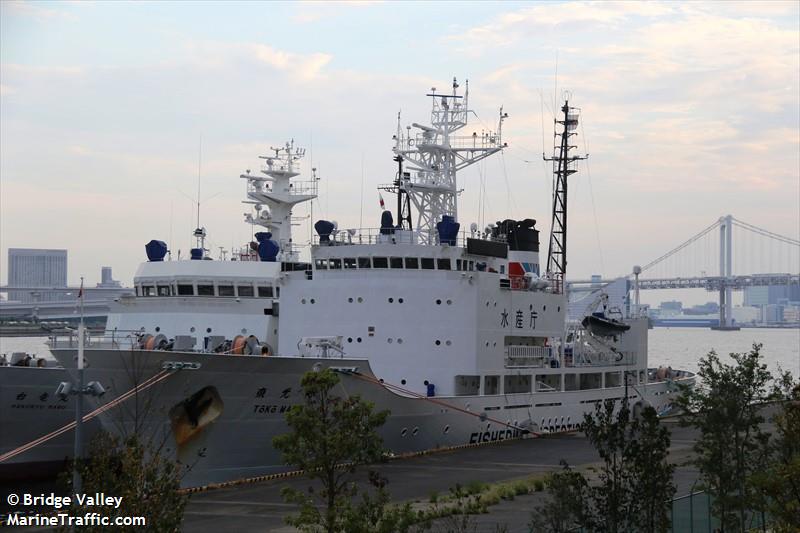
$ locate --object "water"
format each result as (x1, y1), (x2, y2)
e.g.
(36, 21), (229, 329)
(649, 327), (800, 377)
(2, 328), (798, 378)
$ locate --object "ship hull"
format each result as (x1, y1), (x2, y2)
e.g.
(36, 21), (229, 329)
(50, 348), (693, 488)
(0, 366), (101, 481)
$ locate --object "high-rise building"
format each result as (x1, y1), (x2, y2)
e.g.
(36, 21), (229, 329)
(7, 248), (68, 303)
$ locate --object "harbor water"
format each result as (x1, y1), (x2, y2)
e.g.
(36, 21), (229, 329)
(2, 328), (798, 379)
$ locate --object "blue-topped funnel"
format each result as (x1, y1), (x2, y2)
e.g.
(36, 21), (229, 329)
(254, 232), (279, 262)
(145, 240), (168, 262)
(314, 220), (335, 244)
(190, 248), (203, 260)
(436, 215), (460, 245)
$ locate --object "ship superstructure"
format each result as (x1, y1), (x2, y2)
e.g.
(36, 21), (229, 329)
(37, 81), (695, 488)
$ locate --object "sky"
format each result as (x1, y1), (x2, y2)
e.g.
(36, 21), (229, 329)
(1, 0), (798, 306)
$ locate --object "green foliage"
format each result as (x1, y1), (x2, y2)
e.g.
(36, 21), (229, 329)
(750, 375), (800, 532)
(676, 344), (775, 531)
(272, 368), (390, 533)
(531, 396), (674, 532)
(58, 432), (186, 533)
(529, 462), (587, 533)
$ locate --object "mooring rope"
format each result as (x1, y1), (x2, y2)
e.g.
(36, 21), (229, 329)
(0, 368), (174, 463)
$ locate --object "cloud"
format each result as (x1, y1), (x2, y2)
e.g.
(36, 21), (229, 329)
(2, 0), (78, 21)
(291, 1), (382, 24)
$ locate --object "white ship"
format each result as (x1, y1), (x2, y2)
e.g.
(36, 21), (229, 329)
(0, 142), (316, 478)
(40, 79), (694, 488)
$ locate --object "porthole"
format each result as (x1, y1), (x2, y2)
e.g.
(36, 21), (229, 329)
(543, 305), (547, 311)
(466, 403), (471, 410)
(492, 342), (496, 347)
(357, 337), (362, 343)
(301, 298), (307, 304)
(493, 302), (497, 307)
(486, 423), (491, 431)
(347, 337), (353, 343)
(206, 327), (212, 333)
(436, 299), (442, 305)
(387, 338), (393, 344)
(485, 301), (489, 307)
(310, 298), (316, 304)
(398, 298), (404, 303)
(445, 340), (452, 346)
(444, 425), (450, 434)
(446, 299), (452, 305)
(155, 327), (160, 332)
(388, 297), (394, 303)
(397, 338), (403, 344)
(557, 306), (561, 312)
(242, 328), (248, 334)
(401, 428), (408, 437)
(190, 327), (196, 333)
(412, 427), (419, 436)
(435, 340), (441, 346)
(529, 304), (533, 311)
(485, 341), (489, 347)
(401, 379), (406, 385)
(348, 297), (354, 303)
(357, 297), (363, 303)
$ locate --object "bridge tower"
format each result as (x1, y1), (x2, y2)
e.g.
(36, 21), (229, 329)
(715, 214), (739, 330)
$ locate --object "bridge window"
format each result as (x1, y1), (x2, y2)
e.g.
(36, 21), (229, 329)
(358, 257), (371, 269)
(505, 374), (532, 394)
(390, 257), (403, 269)
(197, 284), (214, 296)
(218, 285), (235, 297)
(237, 285), (254, 297)
(343, 257), (357, 269)
(437, 258), (451, 270)
(329, 258), (342, 269)
(536, 374), (561, 392)
(177, 284), (194, 296)
(373, 257), (388, 268)
(421, 258), (435, 270)
(564, 374), (578, 391)
(257, 286), (273, 298)
(315, 259), (328, 270)
(405, 257), (419, 269)
(157, 285), (171, 297)
(605, 372), (622, 388)
(579, 373), (602, 390)
(484, 375), (500, 395)
(142, 285), (156, 297)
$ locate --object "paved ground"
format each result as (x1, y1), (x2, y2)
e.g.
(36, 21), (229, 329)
(181, 420), (703, 532)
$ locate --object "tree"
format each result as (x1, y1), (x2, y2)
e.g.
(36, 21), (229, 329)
(531, 398), (674, 533)
(676, 344), (774, 532)
(750, 374), (800, 532)
(59, 432), (187, 533)
(529, 461), (588, 532)
(580, 397), (675, 533)
(273, 368), (390, 533)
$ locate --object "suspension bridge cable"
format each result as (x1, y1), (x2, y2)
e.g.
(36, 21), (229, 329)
(640, 219), (721, 273)
(731, 217), (800, 246)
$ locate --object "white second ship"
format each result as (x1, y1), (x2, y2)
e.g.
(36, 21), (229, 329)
(45, 80), (693, 488)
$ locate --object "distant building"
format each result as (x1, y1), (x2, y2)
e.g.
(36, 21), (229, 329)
(97, 266), (121, 288)
(7, 248), (68, 303)
(744, 284), (800, 306)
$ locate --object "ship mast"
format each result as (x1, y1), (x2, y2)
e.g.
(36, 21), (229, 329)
(241, 140), (317, 262)
(392, 78), (507, 244)
(544, 100), (586, 292)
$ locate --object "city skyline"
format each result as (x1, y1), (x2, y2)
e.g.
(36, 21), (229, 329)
(1, 1), (798, 297)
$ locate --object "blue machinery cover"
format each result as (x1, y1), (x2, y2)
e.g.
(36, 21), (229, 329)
(145, 240), (168, 262)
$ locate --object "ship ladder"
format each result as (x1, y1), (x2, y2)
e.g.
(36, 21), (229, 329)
(0, 368), (176, 463)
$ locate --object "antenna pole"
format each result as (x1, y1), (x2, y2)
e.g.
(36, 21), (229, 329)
(544, 100), (586, 293)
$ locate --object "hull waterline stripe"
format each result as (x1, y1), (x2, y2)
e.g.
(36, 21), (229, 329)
(0, 369), (174, 463)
